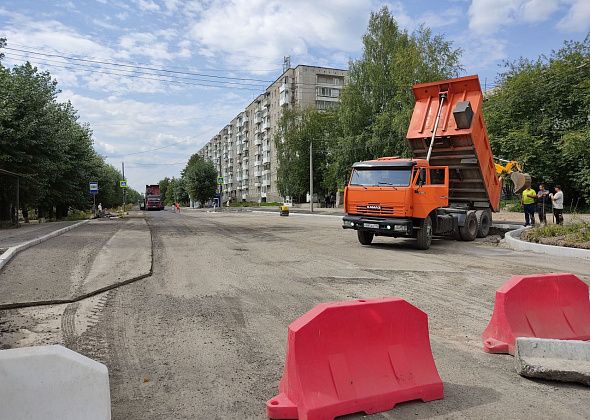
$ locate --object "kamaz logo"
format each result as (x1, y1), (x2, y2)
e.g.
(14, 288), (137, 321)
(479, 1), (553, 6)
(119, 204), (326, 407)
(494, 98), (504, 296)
(367, 205), (381, 210)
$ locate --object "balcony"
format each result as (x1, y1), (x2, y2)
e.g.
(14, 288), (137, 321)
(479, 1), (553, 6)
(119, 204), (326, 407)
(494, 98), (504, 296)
(254, 161), (262, 167)
(279, 91), (291, 107)
(254, 137), (262, 146)
(262, 120), (270, 130)
(262, 144), (269, 154)
(243, 173), (249, 180)
(260, 192), (267, 198)
(262, 156), (270, 164)
(263, 179), (271, 187)
(254, 182), (261, 187)
(254, 169), (262, 177)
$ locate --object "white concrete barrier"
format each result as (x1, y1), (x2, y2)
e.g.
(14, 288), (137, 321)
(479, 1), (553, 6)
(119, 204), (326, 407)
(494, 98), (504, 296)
(0, 345), (111, 420)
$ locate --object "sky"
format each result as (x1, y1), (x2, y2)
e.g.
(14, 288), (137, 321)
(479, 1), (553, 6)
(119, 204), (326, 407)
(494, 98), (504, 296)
(1, 0), (589, 191)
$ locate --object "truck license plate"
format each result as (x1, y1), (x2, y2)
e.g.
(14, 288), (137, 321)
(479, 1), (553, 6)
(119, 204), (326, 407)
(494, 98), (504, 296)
(363, 223), (379, 229)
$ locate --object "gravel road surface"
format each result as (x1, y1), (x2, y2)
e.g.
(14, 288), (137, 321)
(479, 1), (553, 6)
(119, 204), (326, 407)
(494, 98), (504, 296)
(1, 209), (589, 419)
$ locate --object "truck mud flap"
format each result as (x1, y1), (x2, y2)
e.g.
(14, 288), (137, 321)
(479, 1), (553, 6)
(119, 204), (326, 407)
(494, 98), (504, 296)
(482, 273), (590, 355)
(267, 298), (443, 419)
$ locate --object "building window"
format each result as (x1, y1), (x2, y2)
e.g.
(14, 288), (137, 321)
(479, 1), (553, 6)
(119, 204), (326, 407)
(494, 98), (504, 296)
(316, 100), (339, 110)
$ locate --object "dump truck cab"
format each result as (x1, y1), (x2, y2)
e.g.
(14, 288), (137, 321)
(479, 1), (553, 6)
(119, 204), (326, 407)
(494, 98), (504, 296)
(343, 75), (501, 250)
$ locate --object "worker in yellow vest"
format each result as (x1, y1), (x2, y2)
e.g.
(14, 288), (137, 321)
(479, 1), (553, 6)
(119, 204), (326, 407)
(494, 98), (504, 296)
(521, 182), (536, 227)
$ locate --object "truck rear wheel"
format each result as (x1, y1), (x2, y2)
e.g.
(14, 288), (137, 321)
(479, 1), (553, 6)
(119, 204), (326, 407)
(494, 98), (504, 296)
(459, 211), (478, 241)
(416, 217), (433, 250)
(476, 209), (492, 238)
(357, 230), (374, 245)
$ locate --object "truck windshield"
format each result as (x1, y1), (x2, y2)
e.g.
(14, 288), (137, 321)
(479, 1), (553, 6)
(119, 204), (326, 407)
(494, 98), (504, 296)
(350, 168), (411, 187)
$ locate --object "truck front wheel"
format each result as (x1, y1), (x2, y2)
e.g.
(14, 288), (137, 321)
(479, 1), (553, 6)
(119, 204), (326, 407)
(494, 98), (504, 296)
(416, 217), (433, 250)
(357, 230), (374, 245)
(459, 211), (478, 241)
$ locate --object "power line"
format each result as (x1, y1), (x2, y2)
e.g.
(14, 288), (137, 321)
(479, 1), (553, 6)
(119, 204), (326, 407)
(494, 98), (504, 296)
(4, 46), (275, 83)
(6, 41), (283, 73)
(3, 51), (268, 88)
(2, 54), (265, 91)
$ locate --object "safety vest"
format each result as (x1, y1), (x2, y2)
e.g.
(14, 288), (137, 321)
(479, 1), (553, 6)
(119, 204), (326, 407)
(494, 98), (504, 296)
(522, 188), (536, 205)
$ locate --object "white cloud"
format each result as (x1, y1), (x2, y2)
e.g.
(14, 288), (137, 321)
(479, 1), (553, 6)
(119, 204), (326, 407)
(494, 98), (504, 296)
(468, 0), (587, 34)
(188, 0), (376, 72)
(557, 0), (590, 32)
(521, 0), (560, 22)
(135, 0), (160, 12)
(56, 90), (246, 189)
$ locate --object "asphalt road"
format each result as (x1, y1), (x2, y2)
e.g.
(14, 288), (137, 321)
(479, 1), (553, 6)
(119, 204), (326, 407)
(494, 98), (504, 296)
(2, 209), (590, 419)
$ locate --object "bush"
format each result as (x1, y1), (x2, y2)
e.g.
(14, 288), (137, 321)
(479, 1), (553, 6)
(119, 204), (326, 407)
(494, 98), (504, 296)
(66, 209), (92, 221)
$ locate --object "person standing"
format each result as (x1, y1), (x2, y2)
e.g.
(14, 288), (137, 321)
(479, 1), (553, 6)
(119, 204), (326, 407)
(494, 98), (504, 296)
(551, 185), (564, 225)
(521, 183), (536, 227)
(536, 184), (549, 225)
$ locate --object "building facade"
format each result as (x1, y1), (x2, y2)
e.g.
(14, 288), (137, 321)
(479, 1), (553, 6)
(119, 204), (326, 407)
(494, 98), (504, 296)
(198, 65), (347, 203)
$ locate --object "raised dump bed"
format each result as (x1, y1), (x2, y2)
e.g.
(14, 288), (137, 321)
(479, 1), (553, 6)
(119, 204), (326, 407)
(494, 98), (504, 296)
(406, 75), (501, 212)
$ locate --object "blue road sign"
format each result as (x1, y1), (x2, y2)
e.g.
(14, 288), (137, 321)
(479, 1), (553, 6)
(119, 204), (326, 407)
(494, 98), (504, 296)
(89, 181), (99, 194)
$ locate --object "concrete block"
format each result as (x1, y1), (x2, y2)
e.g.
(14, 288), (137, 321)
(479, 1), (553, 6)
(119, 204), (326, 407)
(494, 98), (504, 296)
(515, 337), (590, 386)
(0, 345), (111, 419)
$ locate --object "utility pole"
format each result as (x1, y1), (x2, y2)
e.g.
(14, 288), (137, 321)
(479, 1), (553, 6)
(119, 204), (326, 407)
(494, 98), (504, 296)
(309, 140), (313, 213)
(15, 175), (20, 228)
(121, 161), (126, 211)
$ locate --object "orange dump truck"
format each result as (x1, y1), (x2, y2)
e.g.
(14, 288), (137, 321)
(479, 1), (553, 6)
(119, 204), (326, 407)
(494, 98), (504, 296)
(343, 75), (502, 250)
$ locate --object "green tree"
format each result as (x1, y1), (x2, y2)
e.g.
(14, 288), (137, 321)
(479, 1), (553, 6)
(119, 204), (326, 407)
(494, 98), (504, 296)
(327, 7), (462, 189)
(0, 49), (134, 220)
(274, 107), (338, 200)
(159, 177), (170, 204)
(182, 154), (217, 206)
(485, 35), (590, 203)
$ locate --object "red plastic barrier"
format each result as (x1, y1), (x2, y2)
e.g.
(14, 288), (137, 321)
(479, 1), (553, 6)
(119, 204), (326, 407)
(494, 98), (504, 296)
(482, 273), (590, 355)
(266, 298), (443, 420)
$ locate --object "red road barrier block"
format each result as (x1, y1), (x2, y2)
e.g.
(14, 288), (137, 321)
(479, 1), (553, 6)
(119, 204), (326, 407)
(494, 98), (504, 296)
(266, 298), (443, 420)
(482, 273), (590, 355)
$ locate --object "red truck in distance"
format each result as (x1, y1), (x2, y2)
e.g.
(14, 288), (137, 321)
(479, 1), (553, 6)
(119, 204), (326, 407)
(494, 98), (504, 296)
(145, 184), (164, 210)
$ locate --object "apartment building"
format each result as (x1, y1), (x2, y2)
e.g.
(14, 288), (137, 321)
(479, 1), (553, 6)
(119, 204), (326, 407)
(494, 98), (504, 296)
(198, 65), (347, 203)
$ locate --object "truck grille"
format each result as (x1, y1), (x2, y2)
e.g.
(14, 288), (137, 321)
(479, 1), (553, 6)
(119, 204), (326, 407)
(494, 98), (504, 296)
(356, 205), (394, 216)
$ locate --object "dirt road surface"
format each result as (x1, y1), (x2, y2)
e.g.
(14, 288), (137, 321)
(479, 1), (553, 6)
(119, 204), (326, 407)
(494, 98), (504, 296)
(1, 209), (589, 419)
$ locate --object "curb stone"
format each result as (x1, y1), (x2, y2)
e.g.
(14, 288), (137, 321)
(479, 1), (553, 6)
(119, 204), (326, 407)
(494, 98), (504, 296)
(0, 220), (91, 271)
(505, 227), (590, 260)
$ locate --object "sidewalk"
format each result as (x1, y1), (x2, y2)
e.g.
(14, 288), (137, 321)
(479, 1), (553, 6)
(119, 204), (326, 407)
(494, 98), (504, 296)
(0, 221), (79, 250)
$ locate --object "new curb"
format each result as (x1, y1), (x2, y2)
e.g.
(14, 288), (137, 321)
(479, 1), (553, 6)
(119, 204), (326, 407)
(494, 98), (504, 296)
(0, 220), (91, 271)
(505, 227), (590, 260)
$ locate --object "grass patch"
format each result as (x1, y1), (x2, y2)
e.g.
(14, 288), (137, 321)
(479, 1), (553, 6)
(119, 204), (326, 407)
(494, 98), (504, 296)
(521, 220), (590, 249)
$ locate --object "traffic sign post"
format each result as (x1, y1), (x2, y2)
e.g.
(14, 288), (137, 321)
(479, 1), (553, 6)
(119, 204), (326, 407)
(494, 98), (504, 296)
(89, 182), (99, 217)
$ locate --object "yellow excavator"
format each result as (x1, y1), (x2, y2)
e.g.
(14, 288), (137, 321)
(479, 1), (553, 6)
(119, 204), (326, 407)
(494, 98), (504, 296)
(494, 158), (532, 194)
